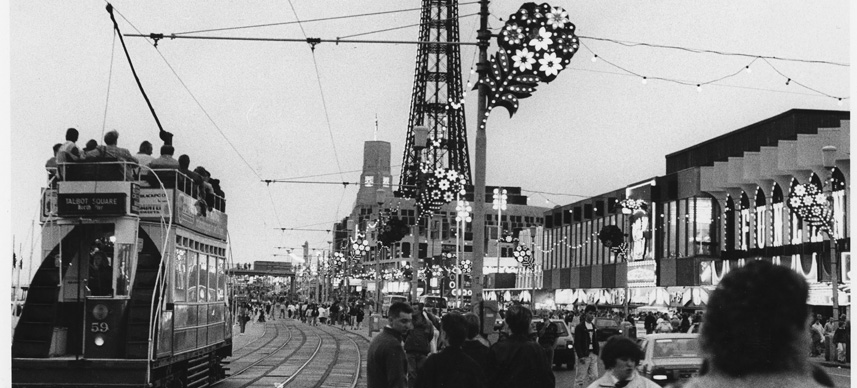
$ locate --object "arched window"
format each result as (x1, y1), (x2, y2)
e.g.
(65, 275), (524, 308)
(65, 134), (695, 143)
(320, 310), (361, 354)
(755, 187), (766, 248)
(725, 196), (736, 252)
(808, 174), (824, 243)
(789, 179), (803, 245)
(740, 192), (751, 250)
(831, 168), (847, 239)
(771, 183), (784, 247)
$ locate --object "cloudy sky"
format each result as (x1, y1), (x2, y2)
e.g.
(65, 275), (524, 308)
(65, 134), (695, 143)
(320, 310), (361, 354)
(6, 1), (849, 279)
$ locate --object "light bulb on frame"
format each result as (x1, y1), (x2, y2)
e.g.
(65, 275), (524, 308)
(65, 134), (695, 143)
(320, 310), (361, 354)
(641, 77), (647, 85)
(591, 54), (598, 62)
(696, 84), (702, 92)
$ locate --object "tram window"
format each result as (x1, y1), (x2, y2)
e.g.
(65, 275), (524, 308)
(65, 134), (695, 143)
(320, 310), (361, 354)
(199, 255), (209, 302)
(116, 243), (132, 296)
(174, 249), (187, 302)
(207, 255), (217, 302)
(217, 257), (226, 301)
(187, 251), (199, 302)
(87, 226), (115, 297)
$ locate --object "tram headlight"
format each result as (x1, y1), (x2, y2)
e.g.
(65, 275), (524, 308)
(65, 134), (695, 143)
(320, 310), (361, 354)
(94, 334), (105, 347)
(92, 304), (109, 320)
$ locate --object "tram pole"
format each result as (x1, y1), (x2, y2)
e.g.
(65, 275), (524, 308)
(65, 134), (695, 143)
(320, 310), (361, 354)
(470, 0), (490, 319)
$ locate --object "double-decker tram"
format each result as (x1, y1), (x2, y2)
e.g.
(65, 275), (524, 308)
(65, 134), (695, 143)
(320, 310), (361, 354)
(13, 161), (232, 387)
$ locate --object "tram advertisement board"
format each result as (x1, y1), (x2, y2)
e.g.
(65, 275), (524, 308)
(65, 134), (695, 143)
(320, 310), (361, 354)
(57, 193), (126, 216)
(175, 191), (228, 240)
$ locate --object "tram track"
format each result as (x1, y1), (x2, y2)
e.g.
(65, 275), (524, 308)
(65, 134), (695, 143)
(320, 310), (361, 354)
(278, 323), (366, 388)
(234, 323), (308, 388)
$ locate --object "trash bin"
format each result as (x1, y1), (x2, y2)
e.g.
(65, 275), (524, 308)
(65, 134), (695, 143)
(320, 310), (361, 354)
(368, 314), (382, 337)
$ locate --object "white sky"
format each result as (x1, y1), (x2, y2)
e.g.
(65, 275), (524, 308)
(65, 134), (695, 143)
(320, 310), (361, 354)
(4, 1), (851, 280)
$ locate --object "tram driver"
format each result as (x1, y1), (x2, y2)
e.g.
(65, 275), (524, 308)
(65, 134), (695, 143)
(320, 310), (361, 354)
(88, 248), (113, 297)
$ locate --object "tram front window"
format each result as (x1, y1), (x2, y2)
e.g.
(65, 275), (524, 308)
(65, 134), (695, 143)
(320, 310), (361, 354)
(87, 230), (115, 297)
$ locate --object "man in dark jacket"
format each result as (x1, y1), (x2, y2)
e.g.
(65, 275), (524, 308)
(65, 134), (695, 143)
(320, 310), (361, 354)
(415, 313), (486, 388)
(644, 312), (656, 334)
(574, 305), (600, 388)
(368, 302), (413, 388)
(487, 304), (554, 388)
(404, 303), (439, 388)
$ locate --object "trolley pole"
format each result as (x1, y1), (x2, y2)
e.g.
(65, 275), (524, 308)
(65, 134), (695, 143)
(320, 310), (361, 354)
(470, 0), (490, 315)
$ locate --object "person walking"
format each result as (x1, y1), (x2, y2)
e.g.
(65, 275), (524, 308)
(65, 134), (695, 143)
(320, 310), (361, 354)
(644, 312), (656, 335)
(574, 305), (600, 388)
(461, 312), (490, 377)
(238, 303), (250, 335)
(586, 336), (659, 388)
(833, 316), (849, 363)
(414, 312), (486, 388)
(367, 302), (413, 388)
(681, 260), (832, 388)
(537, 317), (559, 368)
(404, 304), (439, 388)
(486, 303), (554, 388)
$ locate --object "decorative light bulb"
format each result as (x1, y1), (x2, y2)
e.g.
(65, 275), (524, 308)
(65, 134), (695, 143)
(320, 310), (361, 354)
(696, 84), (702, 92)
(641, 77), (647, 85)
(591, 55), (597, 62)
(837, 98), (843, 106)
(745, 65), (751, 73)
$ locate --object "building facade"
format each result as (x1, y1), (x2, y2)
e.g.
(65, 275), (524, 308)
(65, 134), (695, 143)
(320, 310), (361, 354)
(541, 109), (850, 316)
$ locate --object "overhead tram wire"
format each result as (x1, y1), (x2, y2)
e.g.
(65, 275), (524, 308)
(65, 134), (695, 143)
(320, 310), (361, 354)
(337, 13), (479, 40)
(170, 2), (480, 36)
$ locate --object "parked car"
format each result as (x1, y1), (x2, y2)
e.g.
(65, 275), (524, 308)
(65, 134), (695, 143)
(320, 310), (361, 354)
(637, 333), (703, 387)
(594, 317), (622, 341)
(531, 319), (576, 370)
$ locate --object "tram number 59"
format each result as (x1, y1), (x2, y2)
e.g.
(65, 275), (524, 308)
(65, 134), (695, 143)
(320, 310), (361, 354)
(91, 322), (110, 333)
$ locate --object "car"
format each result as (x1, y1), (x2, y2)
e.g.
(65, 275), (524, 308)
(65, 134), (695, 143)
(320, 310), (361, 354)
(594, 317), (623, 341)
(381, 294), (408, 317)
(637, 333), (703, 387)
(531, 319), (576, 370)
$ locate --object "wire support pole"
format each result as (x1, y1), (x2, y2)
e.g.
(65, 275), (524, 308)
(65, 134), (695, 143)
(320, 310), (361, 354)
(124, 33), (480, 46)
(470, 0), (489, 322)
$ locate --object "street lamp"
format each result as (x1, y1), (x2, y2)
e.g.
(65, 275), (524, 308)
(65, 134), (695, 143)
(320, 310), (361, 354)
(411, 125), (429, 303)
(455, 198), (472, 308)
(493, 188), (507, 276)
(376, 188), (386, 313)
(789, 146), (839, 315)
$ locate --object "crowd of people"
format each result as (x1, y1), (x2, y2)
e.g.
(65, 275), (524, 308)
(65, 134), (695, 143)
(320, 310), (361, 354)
(45, 127), (226, 212)
(234, 293), (371, 334)
(366, 260), (843, 388)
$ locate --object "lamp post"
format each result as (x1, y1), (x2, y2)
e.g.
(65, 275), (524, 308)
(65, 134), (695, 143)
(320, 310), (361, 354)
(822, 146), (839, 315)
(788, 146), (839, 316)
(376, 188), (386, 313)
(620, 207), (632, 318)
(493, 188), (507, 277)
(456, 196), (472, 308)
(411, 126), (429, 303)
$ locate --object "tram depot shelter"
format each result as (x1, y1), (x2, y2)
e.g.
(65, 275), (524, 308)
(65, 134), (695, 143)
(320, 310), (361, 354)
(231, 261), (296, 297)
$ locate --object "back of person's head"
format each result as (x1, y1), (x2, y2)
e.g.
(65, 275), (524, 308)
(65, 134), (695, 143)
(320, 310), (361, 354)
(52, 143), (62, 155)
(160, 145), (175, 156)
(441, 312), (468, 348)
(104, 130), (119, 146)
(700, 260), (809, 376)
(84, 139), (98, 151)
(601, 335), (644, 369)
(178, 154), (190, 169)
(139, 141), (152, 154)
(505, 303), (532, 335)
(65, 127), (79, 142)
(463, 312), (481, 339)
(388, 301), (413, 318)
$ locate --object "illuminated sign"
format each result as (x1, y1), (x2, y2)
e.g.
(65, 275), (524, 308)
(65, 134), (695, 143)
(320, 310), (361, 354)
(58, 193), (126, 216)
(627, 259), (657, 288)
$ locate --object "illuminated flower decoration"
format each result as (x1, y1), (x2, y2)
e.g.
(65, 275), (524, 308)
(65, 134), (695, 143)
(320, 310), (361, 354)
(351, 233), (371, 256)
(418, 167), (465, 218)
(618, 198), (647, 212)
(513, 244), (534, 268)
(459, 259), (473, 275)
(788, 183), (832, 229)
(478, 2), (578, 117)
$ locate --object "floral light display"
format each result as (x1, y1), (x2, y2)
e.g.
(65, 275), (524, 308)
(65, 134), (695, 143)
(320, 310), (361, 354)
(788, 183), (832, 229)
(459, 259), (473, 275)
(618, 198), (647, 212)
(418, 167), (467, 218)
(513, 244), (534, 268)
(478, 2), (579, 118)
(351, 233), (370, 257)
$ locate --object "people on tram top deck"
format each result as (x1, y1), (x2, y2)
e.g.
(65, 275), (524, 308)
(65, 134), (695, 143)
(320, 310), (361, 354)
(46, 143), (61, 180)
(149, 144), (179, 169)
(135, 140), (154, 167)
(56, 127), (83, 164)
(83, 139), (98, 155)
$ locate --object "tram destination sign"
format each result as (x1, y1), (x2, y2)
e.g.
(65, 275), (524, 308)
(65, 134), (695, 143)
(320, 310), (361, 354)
(58, 193), (127, 216)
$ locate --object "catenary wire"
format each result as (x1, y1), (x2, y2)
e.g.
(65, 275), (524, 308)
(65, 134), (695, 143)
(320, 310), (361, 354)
(101, 30), (117, 139)
(337, 13), (479, 40)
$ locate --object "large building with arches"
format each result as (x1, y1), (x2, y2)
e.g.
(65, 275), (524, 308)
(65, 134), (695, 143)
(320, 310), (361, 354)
(541, 109), (850, 317)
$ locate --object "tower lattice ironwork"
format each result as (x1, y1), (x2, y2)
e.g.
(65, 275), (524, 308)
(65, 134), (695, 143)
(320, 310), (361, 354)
(398, 0), (471, 201)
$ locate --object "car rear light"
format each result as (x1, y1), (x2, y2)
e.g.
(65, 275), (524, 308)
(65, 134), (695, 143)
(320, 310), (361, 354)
(653, 374), (668, 381)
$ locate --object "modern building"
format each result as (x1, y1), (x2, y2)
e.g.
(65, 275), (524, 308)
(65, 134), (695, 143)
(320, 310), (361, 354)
(541, 109), (850, 317)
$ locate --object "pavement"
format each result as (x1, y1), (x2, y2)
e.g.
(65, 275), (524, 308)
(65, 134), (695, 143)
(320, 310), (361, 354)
(811, 354), (851, 370)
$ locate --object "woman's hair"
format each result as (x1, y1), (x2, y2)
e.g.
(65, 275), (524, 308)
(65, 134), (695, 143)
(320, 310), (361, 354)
(600, 335), (644, 369)
(504, 303), (532, 335)
(441, 312), (468, 348)
(700, 260), (809, 376)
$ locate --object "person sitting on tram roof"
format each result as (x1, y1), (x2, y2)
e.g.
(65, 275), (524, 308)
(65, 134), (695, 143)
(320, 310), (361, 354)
(56, 127), (83, 164)
(46, 143), (61, 180)
(149, 145), (179, 169)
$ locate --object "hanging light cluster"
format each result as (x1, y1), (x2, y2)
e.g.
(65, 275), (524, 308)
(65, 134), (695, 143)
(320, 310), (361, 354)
(478, 2), (579, 119)
(456, 200), (473, 223)
(418, 168), (467, 218)
(788, 183), (832, 229)
(459, 259), (473, 275)
(618, 198), (647, 212)
(513, 244), (534, 268)
(351, 233), (370, 257)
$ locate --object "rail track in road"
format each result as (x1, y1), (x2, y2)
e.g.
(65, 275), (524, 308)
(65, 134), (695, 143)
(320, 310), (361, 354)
(214, 320), (369, 388)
